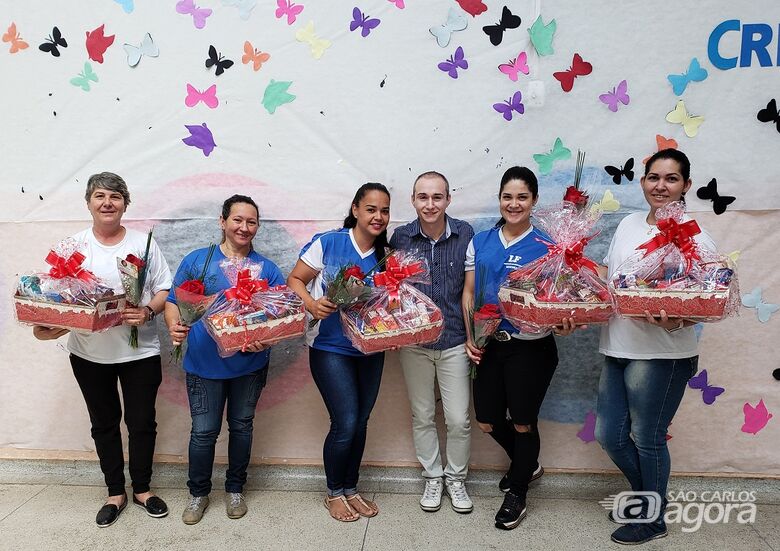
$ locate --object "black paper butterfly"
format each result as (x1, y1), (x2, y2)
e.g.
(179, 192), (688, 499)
(482, 6), (521, 46)
(205, 45), (234, 76)
(39, 26), (68, 57)
(604, 158), (634, 185)
(696, 178), (735, 215)
(757, 99), (780, 133)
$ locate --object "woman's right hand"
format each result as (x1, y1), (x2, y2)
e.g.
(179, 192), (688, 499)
(307, 297), (338, 320)
(32, 325), (70, 340)
(168, 321), (190, 346)
(465, 339), (484, 364)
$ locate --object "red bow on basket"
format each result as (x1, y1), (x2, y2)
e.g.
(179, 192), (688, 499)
(636, 218), (701, 273)
(373, 256), (424, 304)
(45, 250), (96, 281)
(224, 269), (269, 304)
(538, 236), (599, 274)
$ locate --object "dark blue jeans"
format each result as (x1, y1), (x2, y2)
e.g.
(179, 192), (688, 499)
(185, 367), (268, 496)
(595, 356), (697, 503)
(309, 347), (384, 497)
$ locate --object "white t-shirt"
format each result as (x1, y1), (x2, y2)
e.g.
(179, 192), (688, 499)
(67, 227), (172, 364)
(599, 212), (716, 360)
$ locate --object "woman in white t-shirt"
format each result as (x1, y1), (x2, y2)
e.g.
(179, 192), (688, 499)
(595, 150), (714, 545)
(33, 172), (172, 528)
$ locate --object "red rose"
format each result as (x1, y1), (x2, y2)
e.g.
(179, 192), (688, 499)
(179, 279), (205, 295)
(474, 304), (501, 320)
(125, 253), (146, 269)
(344, 265), (365, 280)
(563, 186), (588, 206)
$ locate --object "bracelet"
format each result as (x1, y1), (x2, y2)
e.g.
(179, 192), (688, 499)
(145, 306), (156, 322)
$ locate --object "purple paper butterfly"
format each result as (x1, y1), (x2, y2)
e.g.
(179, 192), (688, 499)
(438, 46), (468, 79)
(182, 123), (216, 156)
(350, 7), (380, 37)
(599, 79), (629, 112)
(577, 411), (596, 443)
(175, 0), (212, 29)
(687, 369), (725, 405)
(493, 91), (524, 121)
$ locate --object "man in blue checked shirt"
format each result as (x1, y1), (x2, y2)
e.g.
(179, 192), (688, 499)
(389, 171), (475, 514)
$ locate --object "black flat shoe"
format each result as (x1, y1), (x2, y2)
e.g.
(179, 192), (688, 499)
(133, 495), (169, 518)
(96, 496), (127, 528)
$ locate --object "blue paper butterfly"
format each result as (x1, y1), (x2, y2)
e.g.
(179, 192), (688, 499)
(741, 287), (779, 323)
(667, 58), (708, 96)
(113, 0), (134, 13)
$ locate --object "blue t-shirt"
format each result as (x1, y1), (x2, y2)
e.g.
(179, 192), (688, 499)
(299, 228), (381, 356)
(467, 225), (551, 334)
(167, 246), (285, 379)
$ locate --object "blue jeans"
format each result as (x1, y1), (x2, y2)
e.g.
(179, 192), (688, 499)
(595, 356), (697, 503)
(185, 367), (268, 496)
(309, 347), (384, 497)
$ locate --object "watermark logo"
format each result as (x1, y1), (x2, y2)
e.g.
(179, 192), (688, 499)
(599, 491), (662, 524)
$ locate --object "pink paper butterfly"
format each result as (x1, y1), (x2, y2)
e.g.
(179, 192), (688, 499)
(498, 51), (529, 82)
(577, 411), (596, 443)
(275, 0), (304, 25)
(493, 91), (524, 121)
(438, 46), (467, 79)
(599, 79), (629, 112)
(175, 0), (212, 29)
(388, 0), (405, 8)
(185, 84), (218, 109)
(742, 399), (773, 435)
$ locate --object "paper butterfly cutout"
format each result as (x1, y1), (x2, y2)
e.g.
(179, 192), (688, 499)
(438, 46), (467, 79)
(482, 6), (521, 46)
(429, 7), (467, 48)
(493, 91), (524, 121)
(604, 158), (634, 185)
(176, 0), (212, 29)
(577, 411), (596, 443)
(182, 123), (216, 156)
(528, 15), (556, 56)
(276, 0), (304, 25)
(222, 0), (257, 20)
(39, 26), (68, 57)
(350, 7), (381, 37)
(533, 137), (571, 175)
(262, 80), (296, 114)
(667, 57), (708, 96)
(696, 178), (735, 215)
(643, 134), (678, 164)
(498, 52), (529, 82)
(741, 287), (779, 323)
(295, 21), (331, 59)
(70, 62), (98, 91)
(599, 80), (629, 112)
(123, 33), (158, 67)
(726, 250), (741, 265)
(3, 23), (29, 53)
(456, 0), (487, 17)
(113, 0), (134, 13)
(242, 41), (270, 71)
(742, 399), (773, 435)
(185, 84), (218, 109)
(388, 0), (405, 9)
(666, 100), (704, 137)
(756, 99), (780, 133)
(85, 24), (114, 64)
(553, 53), (592, 92)
(687, 369), (725, 405)
(590, 190), (620, 214)
(205, 45), (234, 76)
(774, 368), (780, 381)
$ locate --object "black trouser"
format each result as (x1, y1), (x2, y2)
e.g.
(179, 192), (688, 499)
(472, 334), (558, 497)
(70, 353), (162, 496)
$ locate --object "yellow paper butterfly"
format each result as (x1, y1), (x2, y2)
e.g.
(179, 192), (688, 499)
(295, 21), (331, 59)
(725, 250), (741, 266)
(590, 190), (620, 214)
(666, 100), (704, 138)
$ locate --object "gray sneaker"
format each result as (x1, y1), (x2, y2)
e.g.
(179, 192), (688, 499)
(226, 492), (247, 519)
(182, 495), (209, 525)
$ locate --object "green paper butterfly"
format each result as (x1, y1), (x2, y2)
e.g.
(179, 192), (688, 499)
(70, 62), (98, 91)
(528, 15), (556, 56)
(262, 79), (296, 114)
(533, 137), (571, 175)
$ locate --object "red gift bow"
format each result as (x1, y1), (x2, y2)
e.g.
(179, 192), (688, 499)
(373, 256), (424, 303)
(563, 186), (588, 206)
(45, 250), (96, 281)
(538, 236), (599, 274)
(125, 253), (146, 269)
(224, 269), (269, 304)
(636, 217), (701, 273)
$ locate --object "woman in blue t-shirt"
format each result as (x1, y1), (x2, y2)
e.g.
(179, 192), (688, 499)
(287, 183), (390, 522)
(164, 195), (285, 525)
(463, 166), (575, 531)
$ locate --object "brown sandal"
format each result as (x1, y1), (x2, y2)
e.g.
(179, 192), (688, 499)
(324, 495), (360, 522)
(345, 493), (379, 518)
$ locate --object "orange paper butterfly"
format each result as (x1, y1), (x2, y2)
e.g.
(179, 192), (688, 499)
(242, 41), (270, 71)
(3, 22), (29, 53)
(643, 134), (679, 164)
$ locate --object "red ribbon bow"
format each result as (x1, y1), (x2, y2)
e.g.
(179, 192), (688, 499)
(636, 218), (701, 273)
(45, 250), (96, 281)
(125, 254), (146, 269)
(224, 269), (269, 304)
(538, 236), (599, 274)
(373, 256), (424, 305)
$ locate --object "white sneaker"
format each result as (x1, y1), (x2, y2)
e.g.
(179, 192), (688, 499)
(445, 479), (473, 514)
(419, 478), (443, 512)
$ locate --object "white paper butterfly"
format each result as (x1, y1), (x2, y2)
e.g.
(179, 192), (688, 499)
(221, 0), (257, 20)
(429, 7), (467, 48)
(123, 33), (159, 67)
(741, 287), (779, 323)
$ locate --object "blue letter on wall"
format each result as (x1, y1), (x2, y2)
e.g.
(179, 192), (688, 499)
(740, 23), (773, 67)
(708, 19), (739, 70)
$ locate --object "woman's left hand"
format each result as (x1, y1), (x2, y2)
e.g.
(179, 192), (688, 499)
(242, 339), (280, 353)
(122, 306), (149, 326)
(553, 317), (587, 336)
(642, 309), (684, 331)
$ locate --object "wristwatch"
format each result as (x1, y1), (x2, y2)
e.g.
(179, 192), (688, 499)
(665, 320), (684, 333)
(145, 306), (156, 322)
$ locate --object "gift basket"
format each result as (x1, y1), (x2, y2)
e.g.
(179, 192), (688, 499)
(340, 252), (443, 354)
(609, 201), (739, 320)
(498, 202), (613, 331)
(204, 258), (306, 356)
(14, 238), (125, 332)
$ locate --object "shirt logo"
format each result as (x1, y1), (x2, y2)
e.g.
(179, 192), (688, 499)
(505, 254), (522, 269)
